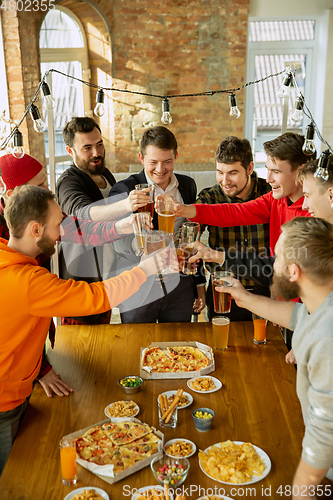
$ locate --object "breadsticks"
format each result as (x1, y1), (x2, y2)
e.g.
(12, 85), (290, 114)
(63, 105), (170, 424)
(162, 389), (183, 422)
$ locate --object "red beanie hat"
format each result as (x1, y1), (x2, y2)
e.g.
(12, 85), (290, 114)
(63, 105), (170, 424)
(0, 154), (44, 190)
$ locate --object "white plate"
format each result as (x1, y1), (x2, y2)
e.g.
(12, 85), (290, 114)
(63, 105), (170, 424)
(104, 401), (140, 421)
(64, 487), (109, 500)
(187, 376), (222, 394)
(132, 485), (174, 500)
(199, 441), (271, 485)
(159, 390), (193, 409)
(164, 438), (197, 458)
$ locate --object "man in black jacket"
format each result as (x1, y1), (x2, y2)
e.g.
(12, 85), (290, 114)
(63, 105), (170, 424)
(108, 126), (206, 323)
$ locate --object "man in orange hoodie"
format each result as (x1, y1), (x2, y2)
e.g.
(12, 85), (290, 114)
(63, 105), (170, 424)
(0, 185), (167, 474)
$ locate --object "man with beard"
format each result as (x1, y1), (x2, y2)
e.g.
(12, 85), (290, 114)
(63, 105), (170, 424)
(56, 117), (147, 324)
(215, 216), (333, 497)
(0, 185), (166, 474)
(196, 136), (271, 321)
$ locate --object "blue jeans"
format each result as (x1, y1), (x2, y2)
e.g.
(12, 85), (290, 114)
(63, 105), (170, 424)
(0, 398), (29, 475)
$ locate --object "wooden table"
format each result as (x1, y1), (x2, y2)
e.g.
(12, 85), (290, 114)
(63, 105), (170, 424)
(0, 321), (319, 499)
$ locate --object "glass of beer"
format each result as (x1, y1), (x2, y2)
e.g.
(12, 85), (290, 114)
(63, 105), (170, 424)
(181, 222), (200, 275)
(156, 197), (175, 234)
(135, 183), (155, 217)
(174, 238), (185, 273)
(133, 212), (151, 252)
(252, 313), (267, 345)
(212, 270), (233, 313)
(212, 316), (230, 350)
(144, 230), (166, 255)
(59, 437), (77, 486)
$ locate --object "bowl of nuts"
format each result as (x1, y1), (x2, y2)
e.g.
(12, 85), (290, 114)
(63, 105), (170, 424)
(150, 455), (190, 488)
(118, 375), (143, 394)
(192, 408), (215, 431)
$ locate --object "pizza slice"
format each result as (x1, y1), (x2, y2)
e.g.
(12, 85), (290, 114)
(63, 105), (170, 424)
(120, 442), (159, 458)
(103, 421), (152, 446)
(142, 347), (175, 372)
(135, 432), (161, 445)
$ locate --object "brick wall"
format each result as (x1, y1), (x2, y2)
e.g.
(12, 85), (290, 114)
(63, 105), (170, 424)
(1, 0), (249, 171)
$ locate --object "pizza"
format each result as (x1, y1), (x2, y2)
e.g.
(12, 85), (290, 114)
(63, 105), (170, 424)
(75, 423), (161, 474)
(142, 345), (210, 373)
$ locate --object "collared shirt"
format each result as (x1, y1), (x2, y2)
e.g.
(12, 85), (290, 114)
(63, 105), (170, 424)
(196, 172), (271, 286)
(146, 172), (184, 232)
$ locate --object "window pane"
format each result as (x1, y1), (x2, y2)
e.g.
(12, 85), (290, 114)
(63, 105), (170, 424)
(249, 20), (315, 42)
(40, 9), (84, 48)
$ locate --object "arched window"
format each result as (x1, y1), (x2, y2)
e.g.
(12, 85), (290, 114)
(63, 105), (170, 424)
(39, 6), (91, 181)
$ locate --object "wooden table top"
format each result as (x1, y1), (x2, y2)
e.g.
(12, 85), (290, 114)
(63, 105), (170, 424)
(0, 321), (313, 499)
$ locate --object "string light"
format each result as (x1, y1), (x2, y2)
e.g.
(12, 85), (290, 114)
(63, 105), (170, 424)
(228, 93), (241, 119)
(94, 89), (105, 117)
(276, 70), (293, 99)
(41, 82), (55, 110)
(11, 129), (25, 159)
(302, 122), (316, 156)
(29, 104), (45, 133)
(314, 149), (330, 182)
(291, 95), (304, 124)
(161, 98), (172, 125)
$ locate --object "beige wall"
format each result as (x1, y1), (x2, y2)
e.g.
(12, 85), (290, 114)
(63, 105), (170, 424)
(250, 0), (333, 16)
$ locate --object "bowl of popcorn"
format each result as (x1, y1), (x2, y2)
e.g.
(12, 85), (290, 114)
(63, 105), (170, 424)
(192, 408), (215, 432)
(118, 375), (143, 394)
(150, 455), (190, 488)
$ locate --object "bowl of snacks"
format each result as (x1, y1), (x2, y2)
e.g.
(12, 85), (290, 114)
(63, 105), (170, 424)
(192, 408), (215, 432)
(104, 400), (140, 420)
(118, 375), (143, 394)
(150, 455), (190, 488)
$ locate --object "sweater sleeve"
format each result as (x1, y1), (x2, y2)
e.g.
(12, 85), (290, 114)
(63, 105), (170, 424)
(191, 192), (273, 228)
(27, 266), (147, 318)
(60, 215), (124, 246)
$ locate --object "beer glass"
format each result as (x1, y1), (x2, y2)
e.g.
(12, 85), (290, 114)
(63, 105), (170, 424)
(135, 183), (155, 217)
(181, 222), (200, 275)
(212, 316), (230, 350)
(144, 230), (166, 255)
(212, 270), (233, 313)
(133, 212), (151, 252)
(156, 197), (175, 234)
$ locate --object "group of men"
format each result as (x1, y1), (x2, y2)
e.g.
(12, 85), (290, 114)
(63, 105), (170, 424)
(1, 116), (333, 497)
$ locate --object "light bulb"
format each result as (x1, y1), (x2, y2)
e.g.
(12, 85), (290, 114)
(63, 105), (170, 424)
(291, 96), (304, 124)
(302, 123), (316, 156)
(41, 82), (55, 110)
(0, 177), (6, 195)
(161, 98), (172, 125)
(94, 90), (105, 117)
(229, 93), (241, 120)
(11, 129), (25, 159)
(314, 149), (330, 182)
(276, 72), (293, 99)
(29, 104), (45, 133)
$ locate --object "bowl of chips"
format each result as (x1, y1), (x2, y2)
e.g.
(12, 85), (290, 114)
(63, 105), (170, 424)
(150, 455), (190, 488)
(192, 408), (215, 432)
(118, 375), (144, 394)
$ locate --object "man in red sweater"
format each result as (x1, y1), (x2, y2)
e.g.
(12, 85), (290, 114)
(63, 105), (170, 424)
(175, 132), (316, 255)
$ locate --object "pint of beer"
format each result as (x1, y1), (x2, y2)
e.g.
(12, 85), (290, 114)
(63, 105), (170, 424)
(181, 222), (200, 275)
(212, 270), (233, 313)
(156, 197), (175, 233)
(212, 316), (230, 350)
(133, 212), (151, 252)
(135, 184), (155, 217)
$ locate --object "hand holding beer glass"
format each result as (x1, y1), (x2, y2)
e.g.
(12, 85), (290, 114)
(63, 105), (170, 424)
(212, 269), (234, 313)
(156, 196), (176, 234)
(181, 222), (201, 275)
(135, 183), (155, 216)
(133, 212), (152, 252)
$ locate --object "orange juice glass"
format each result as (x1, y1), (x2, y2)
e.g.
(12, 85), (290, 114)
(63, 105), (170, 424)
(253, 316), (267, 345)
(60, 437), (77, 485)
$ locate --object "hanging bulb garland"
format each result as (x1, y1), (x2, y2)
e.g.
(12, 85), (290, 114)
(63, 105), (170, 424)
(41, 82), (55, 110)
(29, 104), (46, 133)
(314, 149), (330, 182)
(228, 93), (241, 119)
(161, 98), (172, 125)
(276, 69), (293, 99)
(302, 122), (316, 156)
(291, 96), (304, 124)
(94, 90), (105, 117)
(11, 129), (25, 159)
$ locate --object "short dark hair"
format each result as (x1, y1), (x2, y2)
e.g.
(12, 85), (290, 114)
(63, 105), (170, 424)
(4, 185), (55, 239)
(297, 154), (333, 189)
(263, 132), (316, 172)
(215, 136), (253, 170)
(63, 117), (101, 148)
(140, 126), (178, 157)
